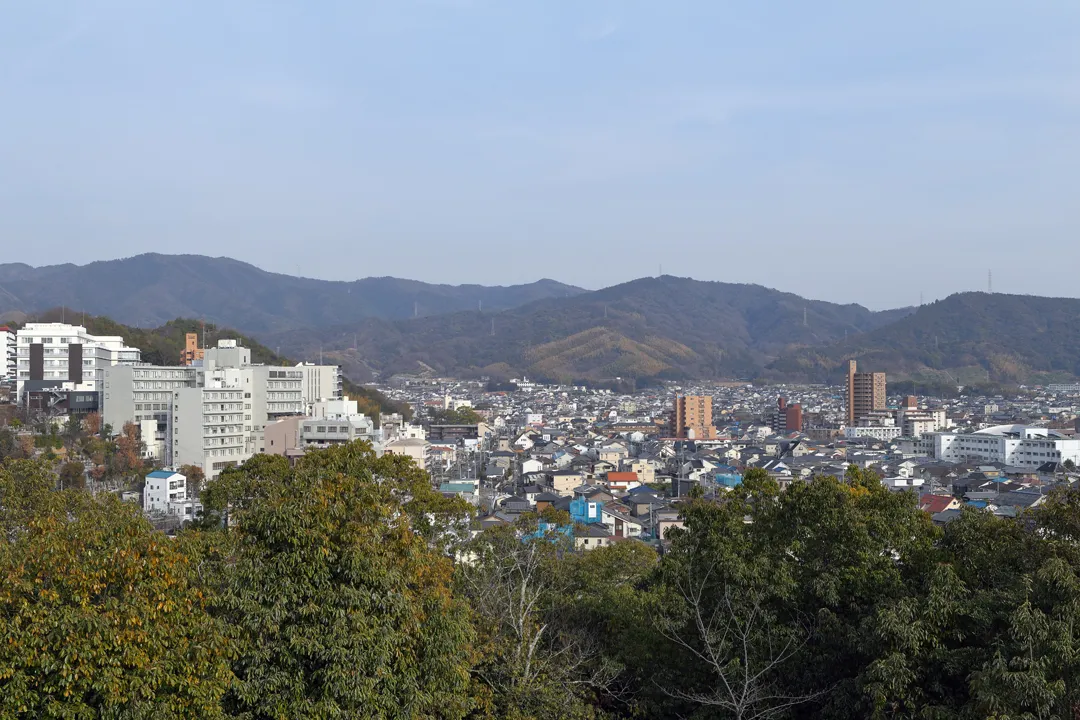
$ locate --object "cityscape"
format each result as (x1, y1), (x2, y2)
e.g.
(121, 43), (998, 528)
(5, 1), (1080, 717)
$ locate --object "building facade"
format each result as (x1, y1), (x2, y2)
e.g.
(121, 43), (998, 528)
(0, 326), (15, 384)
(670, 395), (717, 439)
(16, 322), (141, 405)
(846, 360), (886, 425)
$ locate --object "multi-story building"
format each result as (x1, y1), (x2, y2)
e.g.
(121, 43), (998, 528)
(0, 326), (15, 384)
(16, 322), (141, 406)
(846, 360), (886, 425)
(179, 332), (204, 365)
(100, 338), (334, 478)
(767, 397), (804, 434)
(931, 425), (1080, 468)
(103, 364), (200, 459)
(171, 383), (250, 480)
(669, 395), (717, 440)
(295, 362), (343, 410)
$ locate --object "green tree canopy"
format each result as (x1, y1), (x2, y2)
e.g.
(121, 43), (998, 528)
(201, 442), (476, 719)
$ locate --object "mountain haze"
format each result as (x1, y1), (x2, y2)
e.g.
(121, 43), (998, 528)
(0, 254), (583, 332)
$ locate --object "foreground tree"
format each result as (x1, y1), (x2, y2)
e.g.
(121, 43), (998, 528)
(0, 458), (232, 718)
(459, 513), (656, 718)
(201, 442), (476, 719)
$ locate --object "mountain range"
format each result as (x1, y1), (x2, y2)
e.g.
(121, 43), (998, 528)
(0, 254), (582, 332)
(2, 255), (1077, 385)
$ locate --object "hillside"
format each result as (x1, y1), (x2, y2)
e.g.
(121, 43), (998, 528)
(264, 276), (914, 382)
(0, 254), (583, 333)
(767, 292), (1080, 384)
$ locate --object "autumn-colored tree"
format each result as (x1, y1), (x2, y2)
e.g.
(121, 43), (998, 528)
(16, 434), (35, 459)
(179, 463), (206, 496)
(114, 421), (143, 477)
(0, 458), (233, 718)
(82, 411), (101, 437)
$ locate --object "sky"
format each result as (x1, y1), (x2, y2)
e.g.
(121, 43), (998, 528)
(2, 0), (1079, 309)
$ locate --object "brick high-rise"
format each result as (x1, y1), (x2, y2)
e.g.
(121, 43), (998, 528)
(670, 395), (717, 439)
(846, 359), (886, 425)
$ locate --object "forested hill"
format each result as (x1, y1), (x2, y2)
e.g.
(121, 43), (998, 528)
(0, 253), (583, 332)
(767, 292), (1080, 384)
(266, 276), (913, 383)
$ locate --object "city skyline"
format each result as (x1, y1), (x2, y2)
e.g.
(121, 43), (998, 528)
(3, 1), (1080, 308)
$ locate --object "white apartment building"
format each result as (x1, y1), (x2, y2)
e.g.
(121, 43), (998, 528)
(172, 384), (250, 480)
(0, 325), (15, 384)
(295, 362), (342, 410)
(931, 425), (1080, 468)
(16, 322), (141, 401)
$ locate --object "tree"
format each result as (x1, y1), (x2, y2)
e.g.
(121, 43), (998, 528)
(1065, 458), (1076, 472)
(429, 406), (484, 425)
(114, 421), (143, 478)
(0, 458), (233, 718)
(458, 514), (654, 718)
(82, 411), (101, 437)
(58, 460), (86, 490)
(179, 463), (206, 496)
(201, 442), (475, 719)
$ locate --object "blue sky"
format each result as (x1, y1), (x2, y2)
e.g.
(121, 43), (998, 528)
(2, 0), (1078, 309)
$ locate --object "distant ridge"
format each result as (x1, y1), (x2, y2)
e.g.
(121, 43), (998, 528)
(0, 254), (585, 333)
(262, 276), (916, 383)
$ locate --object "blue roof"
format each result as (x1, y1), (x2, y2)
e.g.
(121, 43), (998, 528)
(146, 470), (178, 479)
(439, 482), (476, 493)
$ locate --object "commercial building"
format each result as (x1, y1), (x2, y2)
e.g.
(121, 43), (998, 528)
(16, 322), (141, 407)
(669, 395), (717, 440)
(846, 360), (886, 425)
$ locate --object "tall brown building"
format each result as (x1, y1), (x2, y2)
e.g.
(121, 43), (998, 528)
(670, 395), (717, 439)
(180, 332), (204, 366)
(846, 359), (886, 425)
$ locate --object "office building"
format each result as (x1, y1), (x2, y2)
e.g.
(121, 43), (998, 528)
(16, 322), (141, 406)
(846, 360), (886, 426)
(669, 395), (717, 440)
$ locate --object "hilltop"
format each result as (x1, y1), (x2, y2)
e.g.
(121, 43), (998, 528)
(767, 292), (1080, 385)
(0, 254), (583, 333)
(265, 276), (913, 383)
